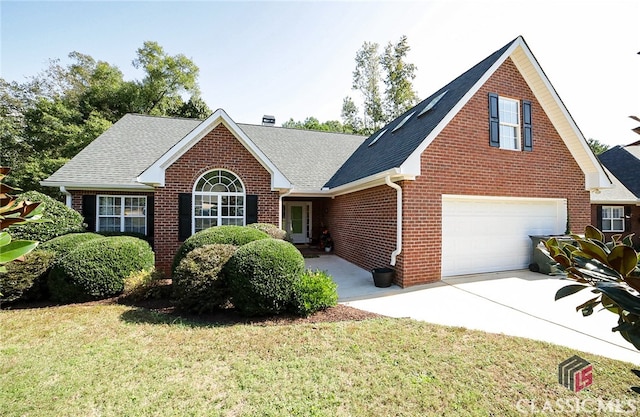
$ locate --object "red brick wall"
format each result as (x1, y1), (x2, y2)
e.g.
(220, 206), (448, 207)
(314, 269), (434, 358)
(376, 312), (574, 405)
(153, 123), (280, 276)
(327, 185), (398, 276)
(329, 58), (590, 287)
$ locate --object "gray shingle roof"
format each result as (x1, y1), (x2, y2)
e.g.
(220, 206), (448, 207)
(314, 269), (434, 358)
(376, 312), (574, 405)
(324, 37), (516, 189)
(43, 114), (201, 187)
(237, 124), (365, 191)
(43, 113), (365, 191)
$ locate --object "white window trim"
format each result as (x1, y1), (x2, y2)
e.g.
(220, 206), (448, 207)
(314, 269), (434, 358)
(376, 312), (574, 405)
(602, 205), (625, 232)
(192, 169), (246, 234)
(498, 97), (521, 151)
(96, 195), (147, 235)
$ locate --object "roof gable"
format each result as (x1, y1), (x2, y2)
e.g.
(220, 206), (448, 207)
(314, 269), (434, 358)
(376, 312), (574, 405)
(324, 36), (611, 192)
(137, 109), (291, 190)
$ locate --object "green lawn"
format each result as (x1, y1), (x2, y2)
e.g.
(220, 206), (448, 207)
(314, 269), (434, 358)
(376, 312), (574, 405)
(1, 303), (638, 416)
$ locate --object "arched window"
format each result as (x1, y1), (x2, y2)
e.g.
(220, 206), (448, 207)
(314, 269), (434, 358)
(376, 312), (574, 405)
(193, 169), (245, 233)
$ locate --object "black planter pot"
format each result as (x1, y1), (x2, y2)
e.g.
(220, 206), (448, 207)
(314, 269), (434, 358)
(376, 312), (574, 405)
(372, 267), (394, 288)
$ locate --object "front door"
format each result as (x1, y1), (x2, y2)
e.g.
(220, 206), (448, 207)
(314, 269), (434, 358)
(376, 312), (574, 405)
(284, 202), (311, 244)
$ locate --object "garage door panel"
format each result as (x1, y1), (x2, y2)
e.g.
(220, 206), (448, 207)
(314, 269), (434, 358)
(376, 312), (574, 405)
(442, 196), (566, 277)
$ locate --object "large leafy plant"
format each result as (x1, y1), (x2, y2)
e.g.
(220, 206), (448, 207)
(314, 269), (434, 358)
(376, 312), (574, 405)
(542, 225), (640, 350)
(0, 167), (45, 273)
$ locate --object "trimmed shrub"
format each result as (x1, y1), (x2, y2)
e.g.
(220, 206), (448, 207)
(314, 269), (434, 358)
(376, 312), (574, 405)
(172, 225), (269, 274)
(0, 250), (56, 304)
(48, 236), (154, 303)
(10, 191), (85, 242)
(290, 269), (338, 317)
(38, 232), (104, 257)
(120, 269), (164, 302)
(172, 244), (237, 313)
(247, 223), (288, 241)
(226, 239), (305, 316)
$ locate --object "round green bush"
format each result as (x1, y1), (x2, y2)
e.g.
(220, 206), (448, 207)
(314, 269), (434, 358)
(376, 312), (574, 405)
(172, 244), (237, 313)
(48, 236), (154, 303)
(290, 269), (338, 317)
(246, 223), (288, 241)
(0, 250), (56, 304)
(10, 191), (85, 242)
(226, 239), (305, 316)
(172, 225), (269, 274)
(38, 232), (104, 257)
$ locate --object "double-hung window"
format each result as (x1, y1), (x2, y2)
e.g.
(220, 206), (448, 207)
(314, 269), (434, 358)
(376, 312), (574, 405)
(602, 206), (625, 232)
(97, 196), (147, 234)
(498, 98), (520, 150)
(489, 93), (533, 151)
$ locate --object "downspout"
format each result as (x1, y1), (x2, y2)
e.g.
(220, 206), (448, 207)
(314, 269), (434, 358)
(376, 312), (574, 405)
(60, 186), (72, 208)
(278, 188), (293, 230)
(385, 176), (402, 266)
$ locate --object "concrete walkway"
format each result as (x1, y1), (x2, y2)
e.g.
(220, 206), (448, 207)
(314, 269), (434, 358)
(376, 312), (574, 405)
(304, 254), (640, 365)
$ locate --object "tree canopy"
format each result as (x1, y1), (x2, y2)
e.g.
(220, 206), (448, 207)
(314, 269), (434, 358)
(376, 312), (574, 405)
(1, 42), (211, 196)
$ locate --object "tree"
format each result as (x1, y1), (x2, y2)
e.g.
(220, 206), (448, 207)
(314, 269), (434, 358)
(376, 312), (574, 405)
(587, 138), (610, 155)
(131, 41), (202, 115)
(341, 36), (419, 135)
(351, 41), (385, 134)
(281, 117), (350, 133)
(380, 35), (419, 121)
(1, 42), (211, 197)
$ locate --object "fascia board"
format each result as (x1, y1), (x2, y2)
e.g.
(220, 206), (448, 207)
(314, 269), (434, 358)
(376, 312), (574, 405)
(40, 181), (154, 192)
(137, 109), (292, 190)
(326, 169), (415, 197)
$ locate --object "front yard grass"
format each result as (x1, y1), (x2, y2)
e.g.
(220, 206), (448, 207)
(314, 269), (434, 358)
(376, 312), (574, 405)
(1, 303), (638, 416)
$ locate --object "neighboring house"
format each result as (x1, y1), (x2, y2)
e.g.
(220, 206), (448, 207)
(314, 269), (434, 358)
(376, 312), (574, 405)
(591, 144), (640, 247)
(42, 36), (610, 287)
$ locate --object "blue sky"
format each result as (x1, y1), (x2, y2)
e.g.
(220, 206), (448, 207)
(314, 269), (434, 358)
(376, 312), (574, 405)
(1, 0), (638, 146)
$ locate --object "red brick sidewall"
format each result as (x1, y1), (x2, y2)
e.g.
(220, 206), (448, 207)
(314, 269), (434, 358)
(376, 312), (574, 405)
(154, 123), (280, 276)
(330, 58), (590, 287)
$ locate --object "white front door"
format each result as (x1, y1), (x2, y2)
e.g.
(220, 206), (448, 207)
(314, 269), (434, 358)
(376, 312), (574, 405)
(284, 202), (311, 244)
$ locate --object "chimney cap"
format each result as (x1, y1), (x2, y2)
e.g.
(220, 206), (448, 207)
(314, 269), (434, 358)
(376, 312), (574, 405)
(262, 115), (275, 126)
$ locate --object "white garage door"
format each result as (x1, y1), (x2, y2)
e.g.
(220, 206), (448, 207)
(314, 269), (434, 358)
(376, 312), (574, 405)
(441, 195), (567, 277)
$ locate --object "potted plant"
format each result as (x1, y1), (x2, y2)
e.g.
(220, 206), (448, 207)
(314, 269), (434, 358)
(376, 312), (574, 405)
(371, 267), (394, 287)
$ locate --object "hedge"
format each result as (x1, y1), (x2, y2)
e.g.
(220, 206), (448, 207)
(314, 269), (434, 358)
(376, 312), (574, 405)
(48, 236), (154, 303)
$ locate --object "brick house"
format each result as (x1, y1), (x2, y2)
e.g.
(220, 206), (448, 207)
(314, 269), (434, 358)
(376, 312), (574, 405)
(42, 36), (610, 286)
(590, 143), (640, 247)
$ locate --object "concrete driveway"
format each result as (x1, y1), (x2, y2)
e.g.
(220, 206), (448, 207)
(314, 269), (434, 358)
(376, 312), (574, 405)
(304, 255), (640, 365)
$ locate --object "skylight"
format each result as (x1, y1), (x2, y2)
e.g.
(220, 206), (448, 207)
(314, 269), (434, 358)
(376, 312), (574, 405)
(368, 129), (388, 147)
(392, 111), (416, 133)
(418, 89), (448, 117)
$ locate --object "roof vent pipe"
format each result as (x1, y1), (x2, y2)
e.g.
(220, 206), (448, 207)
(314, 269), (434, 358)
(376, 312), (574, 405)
(262, 115), (276, 126)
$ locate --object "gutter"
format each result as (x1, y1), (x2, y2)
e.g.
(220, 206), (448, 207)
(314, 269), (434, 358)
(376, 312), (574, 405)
(278, 188), (294, 230)
(385, 175), (402, 266)
(59, 186), (72, 208)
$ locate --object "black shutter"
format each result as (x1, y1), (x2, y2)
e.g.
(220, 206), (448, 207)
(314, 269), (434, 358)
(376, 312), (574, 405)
(246, 195), (258, 224)
(625, 206), (631, 232)
(596, 205), (603, 230)
(146, 195), (154, 244)
(82, 195), (96, 232)
(178, 193), (192, 241)
(522, 100), (533, 151)
(489, 93), (500, 147)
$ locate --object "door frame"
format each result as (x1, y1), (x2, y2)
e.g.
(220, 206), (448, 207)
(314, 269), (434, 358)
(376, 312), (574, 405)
(283, 201), (312, 244)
